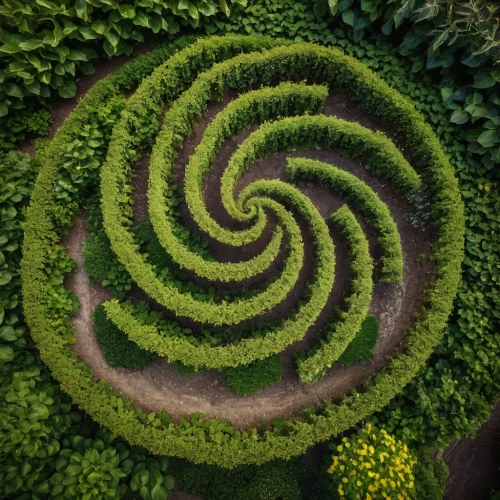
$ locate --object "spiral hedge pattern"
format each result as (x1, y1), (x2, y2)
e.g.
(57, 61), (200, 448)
(21, 35), (464, 467)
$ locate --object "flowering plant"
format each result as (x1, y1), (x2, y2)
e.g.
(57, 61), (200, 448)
(327, 423), (417, 499)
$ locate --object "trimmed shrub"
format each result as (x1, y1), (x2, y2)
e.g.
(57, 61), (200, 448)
(296, 205), (373, 382)
(287, 157), (403, 283)
(225, 355), (283, 397)
(93, 305), (158, 370)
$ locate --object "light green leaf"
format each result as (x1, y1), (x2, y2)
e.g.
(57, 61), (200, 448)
(0, 43), (21, 54)
(342, 9), (354, 26)
(0, 345), (14, 363)
(219, 0), (230, 16)
(119, 4), (136, 18)
(19, 39), (44, 51)
(59, 80), (77, 98)
(477, 129), (498, 148)
(151, 484), (168, 500)
(133, 12), (150, 27)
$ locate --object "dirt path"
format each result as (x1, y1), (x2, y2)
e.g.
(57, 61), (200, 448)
(444, 401), (500, 499)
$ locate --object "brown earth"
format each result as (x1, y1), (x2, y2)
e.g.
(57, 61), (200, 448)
(444, 401), (500, 500)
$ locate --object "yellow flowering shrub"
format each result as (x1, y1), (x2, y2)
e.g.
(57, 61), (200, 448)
(327, 424), (417, 500)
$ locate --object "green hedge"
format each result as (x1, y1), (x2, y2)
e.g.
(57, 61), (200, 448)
(104, 179), (334, 368)
(164, 81), (327, 249)
(287, 156), (402, 283)
(21, 35), (463, 467)
(297, 204), (373, 382)
(93, 305), (158, 370)
(224, 355), (283, 397)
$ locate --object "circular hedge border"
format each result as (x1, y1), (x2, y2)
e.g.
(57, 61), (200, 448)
(21, 35), (464, 467)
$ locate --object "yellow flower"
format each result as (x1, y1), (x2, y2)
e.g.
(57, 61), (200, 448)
(337, 445), (343, 452)
(342, 477), (348, 483)
(368, 445), (375, 454)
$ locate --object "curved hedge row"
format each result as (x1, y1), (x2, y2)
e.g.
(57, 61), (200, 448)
(297, 204), (374, 382)
(105, 178), (334, 368)
(21, 35), (464, 467)
(287, 157), (402, 283)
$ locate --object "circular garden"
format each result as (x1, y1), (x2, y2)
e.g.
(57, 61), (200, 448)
(22, 35), (463, 466)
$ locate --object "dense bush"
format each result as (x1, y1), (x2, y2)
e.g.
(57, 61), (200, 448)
(171, 458), (303, 500)
(224, 355), (283, 397)
(411, 449), (449, 500)
(327, 424), (417, 499)
(338, 316), (379, 366)
(93, 305), (158, 370)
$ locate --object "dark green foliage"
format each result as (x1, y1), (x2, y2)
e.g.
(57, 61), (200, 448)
(0, 106), (52, 151)
(338, 316), (379, 366)
(170, 458), (301, 500)
(83, 232), (132, 299)
(225, 355), (283, 397)
(93, 305), (158, 370)
(0, 0), (243, 149)
(23, 427), (176, 500)
(172, 361), (199, 379)
(411, 449), (449, 500)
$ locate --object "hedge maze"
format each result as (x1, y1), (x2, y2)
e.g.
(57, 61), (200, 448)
(21, 35), (464, 467)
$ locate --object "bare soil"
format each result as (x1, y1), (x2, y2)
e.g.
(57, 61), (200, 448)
(444, 400), (500, 500)
(59, 85), (435, 428)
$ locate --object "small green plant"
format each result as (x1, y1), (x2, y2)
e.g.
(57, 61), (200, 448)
(225, 355), (283, 397)
(130, 457), (175, 500)
(339, 316), (379, 366)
